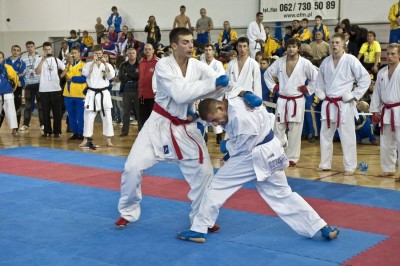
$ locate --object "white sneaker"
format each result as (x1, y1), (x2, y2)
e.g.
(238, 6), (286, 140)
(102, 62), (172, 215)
(40, 125), (44, 134)
(19, 125), (29, 131)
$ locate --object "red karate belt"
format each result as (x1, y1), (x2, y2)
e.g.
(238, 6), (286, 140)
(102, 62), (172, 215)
(325, 97), (342, 128)
(278, 94), (304, 123)
(153, 103), (204, 163)
(380, 102), (400, 134)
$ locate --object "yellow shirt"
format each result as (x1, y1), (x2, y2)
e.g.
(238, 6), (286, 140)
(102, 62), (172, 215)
(388, 2), (400, 30)
(63, 61), (87, 98)
(263, 36), (281, 58)
(81, 36), (94, 47)
(359, 41), (381, 63)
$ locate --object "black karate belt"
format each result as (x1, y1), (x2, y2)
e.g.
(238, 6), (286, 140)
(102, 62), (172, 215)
(87, 87), (108, 116)
(1, 94), (4, 107)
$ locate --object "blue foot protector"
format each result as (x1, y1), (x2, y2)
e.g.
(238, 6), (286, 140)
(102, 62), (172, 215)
(243, 91), (263, 108)
(321, 225), (340, 240)
(177, 230), (206, 243)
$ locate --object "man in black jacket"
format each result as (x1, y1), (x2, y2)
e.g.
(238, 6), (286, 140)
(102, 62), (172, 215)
(119, 48), (139, 136)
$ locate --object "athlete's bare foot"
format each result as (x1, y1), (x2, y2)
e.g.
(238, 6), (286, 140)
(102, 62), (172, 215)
(79, 138), (87, 147)
(106, 138), (113, 147)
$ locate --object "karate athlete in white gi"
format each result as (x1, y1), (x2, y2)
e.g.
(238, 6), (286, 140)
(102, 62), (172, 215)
(177, 97), (339, 243)
(115, 27), (233, 229)
(200, 43), (225, 144)
(315, 33), (370, 175)
(80, 45), (115, 149)
(265, 38), (318, 166)
(246, 12), (266, 58)
(370, 43), (400, 179)
(226, 37), (262, 98)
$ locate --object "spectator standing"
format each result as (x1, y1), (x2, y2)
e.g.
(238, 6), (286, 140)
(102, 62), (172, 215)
(173, 5), (192, 29)
(4, 45), (26, 128)
(107, 6), (122, 33)
(95, 17), (106, 44)
(195, 8), (213, 47)
(119, 48), (139, 137)
(63, 47), (86, 141)
(247, 12), (266, 58)
(80, 45), (115, 148)
(20, 41), (43, 132)
(145, 15), (161, 50)
(138, 43), (158, 131)
(34, 42), (66, 137)
(388, 1), (400, 43)
(0, 51), (19, 136)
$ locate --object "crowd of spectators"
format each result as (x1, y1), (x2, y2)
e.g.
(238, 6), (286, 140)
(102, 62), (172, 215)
(0, 4), (391, 150)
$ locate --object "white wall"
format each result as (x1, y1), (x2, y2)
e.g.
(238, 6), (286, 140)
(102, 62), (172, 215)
(0, 0), (395, 54)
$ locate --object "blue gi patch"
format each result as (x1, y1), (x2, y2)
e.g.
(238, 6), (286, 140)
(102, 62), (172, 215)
(163, 145), (169, 154)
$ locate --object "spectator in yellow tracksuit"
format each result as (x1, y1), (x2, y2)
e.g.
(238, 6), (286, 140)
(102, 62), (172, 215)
(63, 47), (87, 140)
(294, 18), (312, 44)
(388, 1), (400, 43)
(263, 26), (281, 58)
(0, 51), (19, 136)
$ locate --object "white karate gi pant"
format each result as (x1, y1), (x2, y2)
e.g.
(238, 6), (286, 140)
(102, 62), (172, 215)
(83, 109), (114, 137)
(190, 151), (327, 237)
(380, 125), (400, 173)
(319, 119), (357, 172)
(0, 93), (18, 129)
(118, 112), (214, 223)
(275, 120), (304, 163)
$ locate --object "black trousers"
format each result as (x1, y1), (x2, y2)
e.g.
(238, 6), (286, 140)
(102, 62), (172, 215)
(121, 91), (139, 134)
(40, 91), (62, 135)
(23, 83), (43, 127)
(138, 98), (154, 131)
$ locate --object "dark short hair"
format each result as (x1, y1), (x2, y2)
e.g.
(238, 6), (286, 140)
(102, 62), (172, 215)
(198, 98), (219, 121)
(302, 18), (309, 23)
(368, 31), (376, 38)
(180, 5), (186, 9)
(256, 12), (263, 17)
(111, 6), (117, 11)
(25, 41), (35, 46)
(285, 26), (292, 30)
(42, 42), (52, 48)
(0, 51), (4, 58)
(204, 43), (215, 50)
(11, 45), (21, 50)
(237, 36), (249, 45)
(315, 15), (322, 20)
(285, 38), (301, 49)
(70, 30), (76, 35)
(169, 27), (192, 44)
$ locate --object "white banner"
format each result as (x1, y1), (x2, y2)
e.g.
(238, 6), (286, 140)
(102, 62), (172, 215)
(260, 0), (339, 22)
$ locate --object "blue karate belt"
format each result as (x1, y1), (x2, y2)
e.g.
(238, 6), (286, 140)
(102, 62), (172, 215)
(257, 130), (274, 146)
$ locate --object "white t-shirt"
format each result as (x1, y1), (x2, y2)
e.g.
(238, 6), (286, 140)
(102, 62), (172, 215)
(35, 57), (65, 92)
